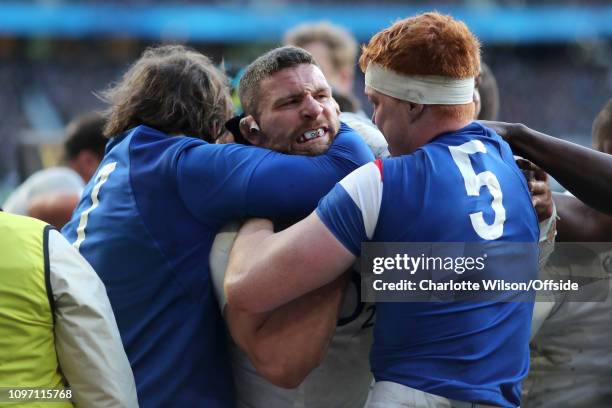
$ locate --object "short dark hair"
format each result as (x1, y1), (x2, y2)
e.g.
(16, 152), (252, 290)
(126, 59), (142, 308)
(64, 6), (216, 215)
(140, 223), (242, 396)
(100, 44), (232, 142)
(64, 112), (107, 160)
(238, 46), (317, 115)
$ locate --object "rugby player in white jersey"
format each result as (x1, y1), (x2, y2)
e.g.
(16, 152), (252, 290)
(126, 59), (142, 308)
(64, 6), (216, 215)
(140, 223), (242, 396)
(508, 99), (612, 408)
(210, 46), (387, 408)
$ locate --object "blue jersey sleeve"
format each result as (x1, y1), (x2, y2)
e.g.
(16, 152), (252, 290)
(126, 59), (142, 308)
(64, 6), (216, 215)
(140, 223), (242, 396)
(244, 123), (374, 219)
(316, 185), (367, 256)
(176, 122), (374, 224)
(176, 141), (265, 223)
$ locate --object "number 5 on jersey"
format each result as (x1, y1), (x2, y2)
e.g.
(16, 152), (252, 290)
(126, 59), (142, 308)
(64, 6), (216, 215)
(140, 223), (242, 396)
(73, 162), (117, 250)
(449, 140), (506, 240)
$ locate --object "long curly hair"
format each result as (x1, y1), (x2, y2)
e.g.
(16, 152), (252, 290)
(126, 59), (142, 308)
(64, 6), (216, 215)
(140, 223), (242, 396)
(100, 45), (232, 142)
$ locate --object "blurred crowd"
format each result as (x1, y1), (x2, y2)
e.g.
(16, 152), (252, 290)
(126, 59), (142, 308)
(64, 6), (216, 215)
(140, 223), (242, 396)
(1, 39), (610, 199)
(13, 0), (612, 5)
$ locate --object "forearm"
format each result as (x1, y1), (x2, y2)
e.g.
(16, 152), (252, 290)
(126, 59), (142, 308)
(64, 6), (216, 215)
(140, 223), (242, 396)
(555, 193), (612, 242)
(228, 274), (347, 388)
(509, 124), (612, 215)
(226, 215), (353, 313)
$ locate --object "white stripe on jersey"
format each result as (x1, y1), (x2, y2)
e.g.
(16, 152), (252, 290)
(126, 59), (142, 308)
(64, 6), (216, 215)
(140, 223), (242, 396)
(338, 161), (383, 240)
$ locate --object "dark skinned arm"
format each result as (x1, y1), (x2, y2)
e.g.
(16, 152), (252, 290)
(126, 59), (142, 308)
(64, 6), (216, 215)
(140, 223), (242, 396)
(481, 121), (612, 216)
(554, 193), (612, 242)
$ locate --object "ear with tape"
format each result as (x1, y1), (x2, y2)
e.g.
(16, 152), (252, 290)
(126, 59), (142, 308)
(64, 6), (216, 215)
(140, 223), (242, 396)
(224, 114), (254, 145)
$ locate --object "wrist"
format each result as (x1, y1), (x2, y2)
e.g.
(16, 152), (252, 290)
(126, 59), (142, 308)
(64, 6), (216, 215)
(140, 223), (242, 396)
(506, 123), (530, 157)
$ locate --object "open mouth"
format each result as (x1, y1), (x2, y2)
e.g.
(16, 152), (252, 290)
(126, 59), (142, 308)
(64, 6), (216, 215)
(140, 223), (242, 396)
(297, 127), (328, 144)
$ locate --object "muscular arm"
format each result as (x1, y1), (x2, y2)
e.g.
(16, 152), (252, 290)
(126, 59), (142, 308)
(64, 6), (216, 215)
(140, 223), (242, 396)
(210, 224), (348, 387)
(225, 275), (347, 388)
(226, 161), (380, 313)
(225, 215), (355, 313)
(482, 121), (612, 215)
(554, 193), (612, 242)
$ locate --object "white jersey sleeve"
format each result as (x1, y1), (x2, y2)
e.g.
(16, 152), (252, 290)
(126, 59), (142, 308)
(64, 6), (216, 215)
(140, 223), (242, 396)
(316, 161), (383, 256)
(210, 221), (241, 311)
(49, 229), (138, 408)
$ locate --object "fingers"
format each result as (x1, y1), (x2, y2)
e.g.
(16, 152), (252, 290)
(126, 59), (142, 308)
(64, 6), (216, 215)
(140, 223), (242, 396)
(529, 180), (554, 221)
(479, 120), (509, 138)
(517, 159), (548, 182)
(529, 180), (549, 196)
(532, 167), (548, 182)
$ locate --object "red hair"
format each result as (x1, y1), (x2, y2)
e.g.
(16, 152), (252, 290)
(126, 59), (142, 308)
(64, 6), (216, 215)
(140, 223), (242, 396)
(359, 12), (480, 79)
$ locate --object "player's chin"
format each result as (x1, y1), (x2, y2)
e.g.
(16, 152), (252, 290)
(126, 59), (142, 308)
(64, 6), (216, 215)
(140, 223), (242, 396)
(292, 135), (333, 156)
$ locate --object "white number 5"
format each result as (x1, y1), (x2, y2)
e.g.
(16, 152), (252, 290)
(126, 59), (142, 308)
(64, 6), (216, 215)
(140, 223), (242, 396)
(73, 161), (117, 250)
(448, 140), (505, 240)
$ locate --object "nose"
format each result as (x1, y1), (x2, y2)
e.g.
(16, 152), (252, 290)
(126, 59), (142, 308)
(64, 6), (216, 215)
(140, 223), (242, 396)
(301, 95), (323, 119)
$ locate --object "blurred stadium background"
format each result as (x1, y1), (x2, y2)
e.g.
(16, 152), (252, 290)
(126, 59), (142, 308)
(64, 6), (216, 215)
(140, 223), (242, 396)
(0, 0), (611, 201)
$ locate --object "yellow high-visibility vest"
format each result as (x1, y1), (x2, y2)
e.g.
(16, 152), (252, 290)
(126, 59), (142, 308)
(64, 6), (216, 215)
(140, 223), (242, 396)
(0, 212), (72, 407)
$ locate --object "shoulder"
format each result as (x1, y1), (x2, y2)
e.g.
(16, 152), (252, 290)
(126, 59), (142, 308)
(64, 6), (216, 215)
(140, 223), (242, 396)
(3, 167), (84, 215)
(338, 161), (384, 222)
(22, 167), (83, 192)
(339, 113), (389, 159)
(332, 122), (376, 164)
(336, 122), (364, 145)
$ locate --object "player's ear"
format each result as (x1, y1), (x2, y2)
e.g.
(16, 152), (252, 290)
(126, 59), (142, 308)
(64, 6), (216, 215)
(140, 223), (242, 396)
(239, 115), (263, 145)
(406, 102), (424, 123)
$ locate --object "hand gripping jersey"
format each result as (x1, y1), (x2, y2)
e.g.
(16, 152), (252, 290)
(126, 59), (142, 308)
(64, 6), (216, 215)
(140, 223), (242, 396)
(317, 122), (539, 407)
(61, 123), (373, 408)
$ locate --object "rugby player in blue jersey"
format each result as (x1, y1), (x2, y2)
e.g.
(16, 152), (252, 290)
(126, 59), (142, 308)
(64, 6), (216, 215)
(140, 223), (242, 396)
(226, 13), (540, 407)
(61, 45), (373, 407)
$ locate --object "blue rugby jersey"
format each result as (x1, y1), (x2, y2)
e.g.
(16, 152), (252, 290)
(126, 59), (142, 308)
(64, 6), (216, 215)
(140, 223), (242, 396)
(317, 122), (539, 407)
(62, 123), (373, 407)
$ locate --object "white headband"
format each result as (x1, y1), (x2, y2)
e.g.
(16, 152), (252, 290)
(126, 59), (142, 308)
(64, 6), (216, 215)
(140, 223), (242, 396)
(364, 63), (474, 105)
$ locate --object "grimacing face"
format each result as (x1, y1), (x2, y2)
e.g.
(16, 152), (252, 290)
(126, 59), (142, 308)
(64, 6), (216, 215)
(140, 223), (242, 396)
(254, 63), (340, 156)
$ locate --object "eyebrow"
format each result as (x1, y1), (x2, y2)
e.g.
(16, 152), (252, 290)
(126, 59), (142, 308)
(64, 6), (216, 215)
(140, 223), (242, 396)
(275, 86), (331, 105)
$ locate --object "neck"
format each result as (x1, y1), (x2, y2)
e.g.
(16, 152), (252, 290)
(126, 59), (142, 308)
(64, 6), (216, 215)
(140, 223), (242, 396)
(409, 113), (472, 152)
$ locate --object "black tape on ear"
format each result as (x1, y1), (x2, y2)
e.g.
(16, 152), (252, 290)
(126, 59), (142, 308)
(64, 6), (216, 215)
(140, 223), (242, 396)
(224, 114), (253, 146)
